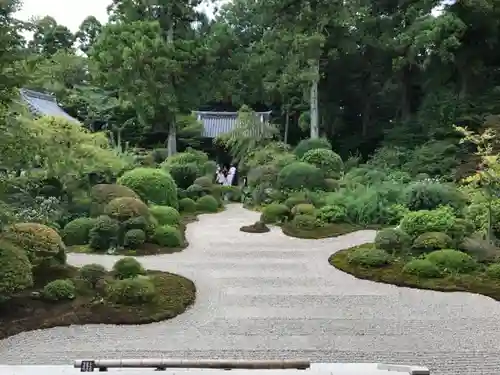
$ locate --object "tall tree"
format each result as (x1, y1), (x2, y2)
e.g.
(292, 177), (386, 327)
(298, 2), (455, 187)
(28, 16), (74, 55)
(75, 16), (102, 54)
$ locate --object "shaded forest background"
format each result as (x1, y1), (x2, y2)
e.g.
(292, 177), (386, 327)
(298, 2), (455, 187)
(2, 0), (500, 181)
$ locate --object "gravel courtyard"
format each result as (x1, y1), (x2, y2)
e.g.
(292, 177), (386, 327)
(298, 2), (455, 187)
(0, 204), (499, 374)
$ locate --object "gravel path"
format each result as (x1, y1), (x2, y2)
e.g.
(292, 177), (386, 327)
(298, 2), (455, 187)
(1, 204), (500, 374)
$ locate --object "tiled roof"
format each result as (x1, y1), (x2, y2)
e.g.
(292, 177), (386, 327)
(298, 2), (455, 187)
(193, 111), (272, 138)
(20, 88), (80, 123)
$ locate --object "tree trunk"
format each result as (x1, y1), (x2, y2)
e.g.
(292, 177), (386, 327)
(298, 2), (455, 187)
(166, 16), (177, 157)
(309, 59), (320, 139)
(284, 108), (290, 144)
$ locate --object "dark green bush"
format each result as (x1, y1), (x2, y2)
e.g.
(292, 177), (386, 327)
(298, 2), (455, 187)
(301, 148), (344, 178)
(164, 163), (199, 189)
(79, 263), (107, 289)
(179, 197), (196, 213)
(89, 184), (140, 217)
(284, 195), (310, 209)
(316, 205), (347, 223)
(260, 203), (290, 224)
(162, 148), (208, 167)
(294, 137), (332, 158)
(117, 168), (178, 208)
(104, 197), (150, 222)
(42, 279), (76, 301)
(277, 162), (325, 191)
(124, 229), (146, 248)
(106, 277), (156, 305)
(152, 225), (182, 247)
(324, 178), (340, 192)
(403, 182), (467, 213)
(193, 176), (213, 190)
(412, 232), (453, 254)
(202, 160), (217, 176)
(112, 257), (145, 279)
(425, 249), (477, 273)
(0, 240), (33, 301)
(186, 184), (205, 199)
(402, 259), (441, 278)
(196, 195), (219, 213)
(149, 205), (181, 226)
(347, 247), (391, 267)
(400, 206), (457, 239)
(88, 215), (119, 251)
(124, 216), (155, 238)
(291, 203), (316, 217)
(291, 214), (322, 230)
(374, 228), (411, 255)
(62, 217), (98, 246)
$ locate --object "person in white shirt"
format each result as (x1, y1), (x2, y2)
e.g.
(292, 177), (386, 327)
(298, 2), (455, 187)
(226, 164), (236, 186)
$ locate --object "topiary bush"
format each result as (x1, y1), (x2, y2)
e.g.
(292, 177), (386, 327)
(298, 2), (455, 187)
(2, 223), (66, 265)
(260, 203), (290, 224)
(186, 184), (205, 200)
(196, 195), (219, 213)
(293, 137), (332, 158)
(149, 206), (181, 226)
(104, 197), (150, 222)
(425, 249), (477, 274)
(106, 277), (156, 305)
(124, 216), (155, 238)
(89, 184), (140, 217)
(277, 162), (325, 191)
(62, 217), (98, 246)
(193, 176), (213, 190)
(316, 205), (347, 224)
(301, 148), (344, 178)
(291, 203), (316, 217)
(403, 182), (467, 213)
(412, 232), (453, 255)
(486, 263), (500, 279)
(0, 240), (33, 301)
(42, 279), (76, 301)
(399, 206), (457, 239)
(124, 229), (146, 248)
(117, 168), (178, 208)
(179, 197), (196, 213)
(162, 148), (208, 167)
(284, 195), (310, 209)
(324, 178), (340, 192)
(402, 259), (441, 278)
(374, 228), (411, 255)
(291, 214), (322, 230)
(347, 247), (391, 267)
(152, 225), (182, 247)
(79, 263), (107, 289)
(88, 215), (119, 251)
(112, 257), (145, 279)
(164, 163), (199, 189)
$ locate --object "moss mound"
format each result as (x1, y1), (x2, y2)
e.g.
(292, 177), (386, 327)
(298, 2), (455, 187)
(240, 221), (270, 233)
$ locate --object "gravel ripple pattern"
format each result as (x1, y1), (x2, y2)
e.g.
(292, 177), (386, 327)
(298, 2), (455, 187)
(1, 204), (500, 374)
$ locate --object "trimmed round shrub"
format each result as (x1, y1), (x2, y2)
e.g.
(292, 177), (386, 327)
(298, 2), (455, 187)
(104, 197), (150, 221)
(106, 278), (156, 305)
(117, 168), (178, 208)
(291, 214), (322, 230)
(324, 178), (340, 192)
(260, 203), (290, 224)
(124, 216), (155, 238)
(400, 206), (457, 239)
(374, 228), (411, 255)
(347, 247), (391, 267)
(202, 160), (217, 176)
(90, 184), (140, 217)
(124, 229), (146, 248)
(196, 195), (219, 213)
(112, 257), (145, 279)
(186, 184), (205, 200)
(88, 215), (119, 251)
(277, 162), (325, 191)
(150, 206), (181, 226)
(316, 205), (347, 224)
(403, 182), (467, 213)
(301, 148), (344, 178)
(153, 225), (182, 247)
(247, 165), (278, 188)
(294, 137), (332, 158)
(284, 195), (310, 209)
(425, 249), (477, 273)
(412, 232), (453, 254)
(486, 263), (500, 279)
(162, 149), (208, 167)
(62, 217), (98, 246)
(42, 279), (76, 301)
(291, 203), (315, 217)
(402, 259), (441, 278)
(79, 263), (107, 288)
(165, 162), (199, 189)
(0, 240), (33, 300)
(193, 176), (213, 190)
(179, 197), (196, 213)
(3, 223), (65, 264)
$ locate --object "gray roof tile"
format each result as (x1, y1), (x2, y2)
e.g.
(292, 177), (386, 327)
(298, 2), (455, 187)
(193, 111), (271, 138)
(20, 88), (80, 124)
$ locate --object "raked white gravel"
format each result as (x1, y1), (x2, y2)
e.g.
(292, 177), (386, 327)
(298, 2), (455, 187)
(0, 204), (499, 374)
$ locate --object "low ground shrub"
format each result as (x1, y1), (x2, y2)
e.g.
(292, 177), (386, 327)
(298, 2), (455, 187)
(42, 279), (76, 301)
(149, 206), (181, 226)
(104, 197), (150, 222)
(196, 195), (219, 213)
(402, 259), (441, 278)
(260, 203), (290, 224)
(79, 263), (107, 289)
(374, 228), (411, 255)
(179, 197), (196, 213)
(62, 217), (97, 246)
(291, 214), (322, 230)
(152, 225), (182, 247)
(112, 257), (145, 279)
(88, 216), (119, 251)
(0, 240), (33, 300)
(347, 247), (391, 267)
(293, 137), (332, 158)
(277, 162), (325, 191)
(291, 203), (316, 217)
(425, 249), (477, 274)
(412, 232), (453, 254)
(106, 277), (156, 305)
(124, 229), (146, 248)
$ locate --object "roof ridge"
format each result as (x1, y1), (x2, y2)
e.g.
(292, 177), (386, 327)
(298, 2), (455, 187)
(194, 110), (272, 116)
(20, 88), (57, 103)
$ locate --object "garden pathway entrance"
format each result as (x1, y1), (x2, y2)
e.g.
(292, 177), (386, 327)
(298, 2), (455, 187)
(0, 204), (500, 374)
